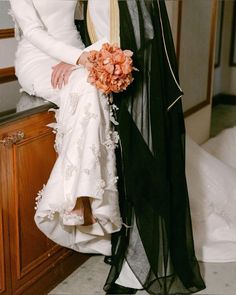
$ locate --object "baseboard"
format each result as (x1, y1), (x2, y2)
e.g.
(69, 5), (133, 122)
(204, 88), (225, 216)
(213, 93), (236, 107)
(0, 108), (16, 118)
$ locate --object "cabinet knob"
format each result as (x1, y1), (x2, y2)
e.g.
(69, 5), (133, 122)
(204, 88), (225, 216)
(0, 130), (25, 147)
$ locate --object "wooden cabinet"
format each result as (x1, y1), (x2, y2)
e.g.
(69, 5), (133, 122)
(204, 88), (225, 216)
(0, 110), (89, 295)
(0, 191), (11, 295)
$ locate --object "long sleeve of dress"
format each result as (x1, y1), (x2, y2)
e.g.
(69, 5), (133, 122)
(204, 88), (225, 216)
(10, 0), (84, 65)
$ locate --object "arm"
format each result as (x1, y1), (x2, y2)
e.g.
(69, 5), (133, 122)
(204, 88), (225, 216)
(10, 0), (84, 65)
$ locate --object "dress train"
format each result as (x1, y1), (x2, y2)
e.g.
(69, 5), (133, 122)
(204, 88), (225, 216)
(186, 127), (236, 262)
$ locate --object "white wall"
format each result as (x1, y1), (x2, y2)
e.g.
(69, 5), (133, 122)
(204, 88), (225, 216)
(0, 80), (21, 112)
(214, 1), (236, 96)
(185, 105), (212, 144)
(0, 37), (20, 112)
(0, 37), (17, 67)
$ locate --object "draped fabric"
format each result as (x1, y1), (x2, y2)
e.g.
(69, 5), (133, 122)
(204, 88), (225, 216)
(82, 1), (206, 294)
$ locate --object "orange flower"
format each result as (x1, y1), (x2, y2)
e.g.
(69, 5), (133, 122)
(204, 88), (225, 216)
(87, 43), (137, 95)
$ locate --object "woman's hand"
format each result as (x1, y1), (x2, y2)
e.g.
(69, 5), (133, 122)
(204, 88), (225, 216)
(77, 51), (91, 68)
(51, 52), (92, 89)
(51, 62), (77, 89)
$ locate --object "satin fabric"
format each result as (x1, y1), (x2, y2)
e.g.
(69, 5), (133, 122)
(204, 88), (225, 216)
(82, 1), (206, 294)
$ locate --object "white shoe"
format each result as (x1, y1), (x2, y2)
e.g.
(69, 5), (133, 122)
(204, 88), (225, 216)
(63, 212), (84, 226)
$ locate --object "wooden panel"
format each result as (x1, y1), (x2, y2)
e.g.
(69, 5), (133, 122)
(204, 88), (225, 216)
(4, 112), (58, 290)
(0, 203), (6, 294)
(0, 145), (12, 295)
(0, 29), (14, 39)
(0, 67), (17, 84)
(15, 131), (57, 277)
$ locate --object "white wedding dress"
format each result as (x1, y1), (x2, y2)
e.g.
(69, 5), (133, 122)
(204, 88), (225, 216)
(10, 0), (122, 255)
(186, 127), (236, 262)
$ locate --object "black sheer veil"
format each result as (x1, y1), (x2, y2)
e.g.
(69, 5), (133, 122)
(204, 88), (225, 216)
(82, 1), (206, 294)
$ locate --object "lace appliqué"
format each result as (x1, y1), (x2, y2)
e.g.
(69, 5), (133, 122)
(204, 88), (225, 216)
(83, 169), (90, 175)
(47, 109), (65, 154)
(103, 131), (119, 150)
(95, 177), (118, 198)
(35, 184), (46, 210)
(96, 179), (106, 198)
(109, 103), (119, 126)
(80, 103), (98, 127)
(76, 135), (84, 157)
(47, 199), (75, 221)
(69, 93), (80, 115)
(65, 164), (77, 180)
(106, 176), (119, 190)
(90, 144), (101, 164)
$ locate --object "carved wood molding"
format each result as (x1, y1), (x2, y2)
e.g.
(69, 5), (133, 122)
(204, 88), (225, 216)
(0, 67), (17, 84)
(0, 29), (14, 39)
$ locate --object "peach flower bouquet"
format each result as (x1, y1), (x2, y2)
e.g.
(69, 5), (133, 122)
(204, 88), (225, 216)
(87, 43), (137, 96)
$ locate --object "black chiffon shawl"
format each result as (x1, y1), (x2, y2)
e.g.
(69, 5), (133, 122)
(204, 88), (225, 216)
(82, 1), (206, 294)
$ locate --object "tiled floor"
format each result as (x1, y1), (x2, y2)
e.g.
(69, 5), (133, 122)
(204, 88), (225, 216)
(49, 104), (236, 295)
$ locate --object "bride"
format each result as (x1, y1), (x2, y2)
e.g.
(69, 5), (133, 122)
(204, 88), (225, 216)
(9, 0), (122, 255)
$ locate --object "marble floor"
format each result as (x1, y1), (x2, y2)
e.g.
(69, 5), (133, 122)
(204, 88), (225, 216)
(49, 104), (236, 295)
(210, 104), (236, 137)
(49, 255), (236, 295)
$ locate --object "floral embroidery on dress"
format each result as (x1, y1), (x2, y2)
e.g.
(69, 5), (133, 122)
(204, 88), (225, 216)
(65, 164), (77, 180)
(76, 135), (84, 157)
(47, 110), (66, 154)
(103, 131), (119, 150)
(69, 93), (80, 115)
(90, 144), (101, 164)
(109, 103), (119, 126)
(80, 103), (98, 127)
(96, 179), (106, 198)
(106, 176), (119, 191)
(83, 169), (90, 175)
(35, 184), (46, 210)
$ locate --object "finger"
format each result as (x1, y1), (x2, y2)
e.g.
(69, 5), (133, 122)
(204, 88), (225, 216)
(52, 68), (62, 88)
(51, 67), (59, 88)
(51, 65), (61, 88)
(57, 65), (70, 88)
(51, 68), (57, 88)
(64, 69), (73, 86)
(54, 67), (65, 89)
(58, 74), (64, 89)
(51, 63), (65, 88)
